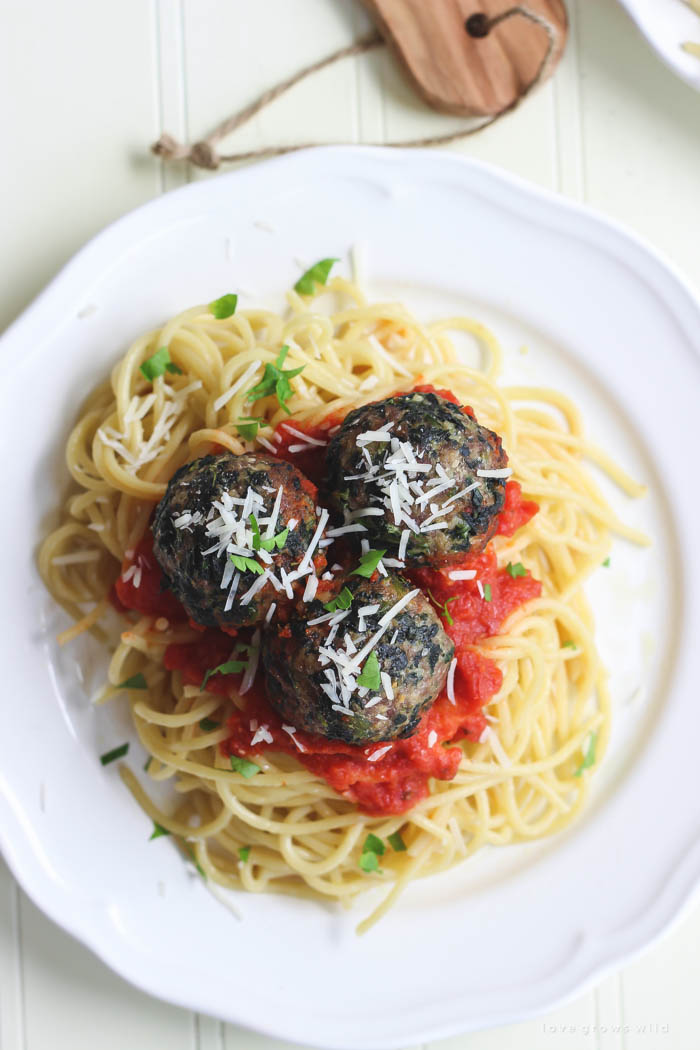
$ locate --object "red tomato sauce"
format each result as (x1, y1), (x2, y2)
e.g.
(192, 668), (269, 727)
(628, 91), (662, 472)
(114, 387), (541, 816)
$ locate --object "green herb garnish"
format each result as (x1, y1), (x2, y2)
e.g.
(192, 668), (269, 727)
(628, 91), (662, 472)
(506, 562), (527, 578)
(100, 742), (129, 766)
(139, 346), (182, 382)
(388, 831), (407, 852)
(117, 673), (148, 690)
(323, 586), (354, 613)
(562, 641), (577, 650)
(246, 344), (305, 415)
(235, 416), (265, 440)
(359, 851), (381, 873)
(357, 651), (381, 691)
(143, 757), (152, 772)
(359, 832), (385, 873)
(363, 833), (386, 856)
(602, 557), (611, 567)
(574, 732), (598, 777)
(294, 258), (338, 295)
(149, 822), (171, 840)
(229, 553), (265, 575)
(209, 293), (238, 319)
(249, 515), (288, 553)
(201, 660), (248, 690)
(351, 548), (386, 579)
(230, 755), (261, 778)
(199, 717), (220, 732)
(238, 846), (251, 863)
(427, 590), (458, 626)
(483, 583), (493, 602)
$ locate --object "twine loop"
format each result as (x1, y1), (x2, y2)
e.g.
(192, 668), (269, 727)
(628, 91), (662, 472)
(152, 6), (559, 170)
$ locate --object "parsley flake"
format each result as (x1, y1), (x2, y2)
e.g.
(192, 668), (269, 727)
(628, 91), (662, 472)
(351, 549), (386, 579)
(388, 830), (407, 852)
(359, 851), (381, 873)
(602, 557), (611, 567)
(100, 742), (129, 766)
(235, 416), (265, 440)
(230, 756), (261, 778)
(245, 344), (305, 415)
(199, 717), (220, 732)
(323, 586), (354, 613)
(294, 258), (338, 295)
(238, 846), (251, 863)
(427, 590), (458, 626)
(201, 660), (248, 690)
(249, 515), (288, 553)
(230, 553), (265, 575)
(562, 641), (577, 650)
(483, 583), (493, 602)
(363, 833), (386, 856)
(357, 651), (381, 691)
(209, 293), (238, 319)
(149, 822), (171, 840)
(574, 732), (598, 777)
(506, 562), (527, 578)
(139, 346), (182, 382)
(117, 673), (148, 690)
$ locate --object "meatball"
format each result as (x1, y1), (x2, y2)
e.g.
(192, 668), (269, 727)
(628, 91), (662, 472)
(325, 391), (508, 566)
(262, 572), (454, 745)
(152, 452), (321, 629)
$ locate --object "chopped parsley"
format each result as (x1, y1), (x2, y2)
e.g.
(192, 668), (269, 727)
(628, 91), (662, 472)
(574, 732), (598, 777)
(359, 851), (381, 873)
(117, 673), (148, 690)
(351, 548), (386, 578)
(388, 830), (407, 852)
(245, 344), (305, 415)
(249, 515), (288, 552)
(230, 756), (261, 778)
(199, 717), (220, 732)
(238, 846), (251, 863)
(359, 832), (385, 873)
(229, 553), (265, 575)
(201, 660), (248, 690)
(99, 742), (129, 766)
(235, 416), (265, 440)
(139, 346), (182, 382)
(294, 257), (338, 295)
(149, 822), (171, 840)
(602, 557), (611, 567)
(427, 590), (458, 626)
(323, 586), (353, 613)
(357, 651), (381, 691)
(483, 583), (493, 602)
(562, 641), (577, 650)
(209, 293), (238, 319)
(506, 562), (527, 578)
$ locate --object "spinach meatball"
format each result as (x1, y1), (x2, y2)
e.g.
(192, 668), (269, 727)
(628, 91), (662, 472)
(262, 572), (454, 745)
(325, 391), (509, 566)
(152, 452), (321, 629)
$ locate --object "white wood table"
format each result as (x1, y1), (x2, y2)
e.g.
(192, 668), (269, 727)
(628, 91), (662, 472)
(1, 1), (699, 1047)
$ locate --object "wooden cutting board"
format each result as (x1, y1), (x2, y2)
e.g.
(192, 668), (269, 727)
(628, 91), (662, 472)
(360, 0), (568, 116)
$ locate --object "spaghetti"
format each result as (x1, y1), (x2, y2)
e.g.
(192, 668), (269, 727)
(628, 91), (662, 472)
(39, 275), (647, 931)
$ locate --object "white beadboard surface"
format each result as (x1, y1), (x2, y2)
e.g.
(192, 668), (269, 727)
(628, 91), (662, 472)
(2, 1), (700, 1048)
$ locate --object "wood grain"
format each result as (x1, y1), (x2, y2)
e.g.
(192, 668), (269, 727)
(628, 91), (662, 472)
(360, 0), (568, 116)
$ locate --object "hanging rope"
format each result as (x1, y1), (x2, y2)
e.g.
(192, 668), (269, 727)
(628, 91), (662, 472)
(152, 6), (559, 171)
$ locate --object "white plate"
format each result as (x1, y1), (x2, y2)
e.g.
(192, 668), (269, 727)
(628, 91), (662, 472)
(616, 0), (700, 91)
(1, 147), (700, 1049)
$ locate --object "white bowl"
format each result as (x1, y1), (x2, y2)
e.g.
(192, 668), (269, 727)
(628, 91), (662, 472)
(1, 147), (699, 1049)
